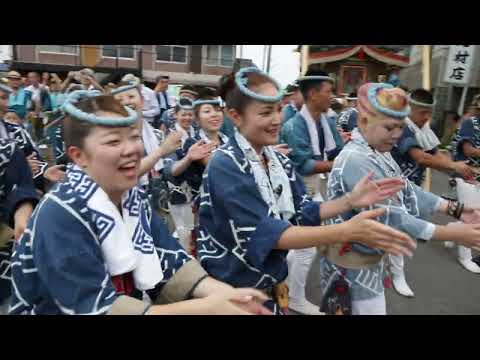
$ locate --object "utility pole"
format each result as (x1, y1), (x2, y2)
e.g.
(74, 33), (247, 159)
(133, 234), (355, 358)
(262, 45), (267, 72)
(422, 45), (432, 192)
(266, 45), (273, 74)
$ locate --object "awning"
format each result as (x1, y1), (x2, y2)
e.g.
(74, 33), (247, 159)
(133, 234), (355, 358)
(308, 45), (410, 67)
(142, 70), (221, 87)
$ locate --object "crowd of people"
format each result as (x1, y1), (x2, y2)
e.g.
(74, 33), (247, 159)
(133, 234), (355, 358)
(0, 64), (479, 315)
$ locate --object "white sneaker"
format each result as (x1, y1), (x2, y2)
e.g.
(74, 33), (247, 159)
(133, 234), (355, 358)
(458, 258), (480, 273)
(392, 274), (415, 298)
(444, 241), (455, 248)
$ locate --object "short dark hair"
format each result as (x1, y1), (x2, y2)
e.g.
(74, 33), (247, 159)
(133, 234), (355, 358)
(410, 88), (434, 105)
(155, 75), (169, 83)
(298, 69), (332, 101)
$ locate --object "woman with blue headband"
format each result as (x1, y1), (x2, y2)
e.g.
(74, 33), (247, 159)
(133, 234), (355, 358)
(9, 90), (272, 315)
(316, 83), (480, 315)
(0, 84), (40, 314)
(196, 68), (416, 314)
(164, 96), (228, 253)
(111, 79), (182, 188)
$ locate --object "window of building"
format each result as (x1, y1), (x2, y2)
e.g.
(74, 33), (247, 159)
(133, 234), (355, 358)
(206, 45), (235, 67)
(37, 45), (78, 54)
(102, 45), (136, 59)
(156, 45), (187, 63)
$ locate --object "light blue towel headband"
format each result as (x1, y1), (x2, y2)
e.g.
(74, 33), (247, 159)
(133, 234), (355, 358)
(110, 82), (139, 96)
(61, 90), (138, 126)
(409, 97), (436, 108)
(0, 83), (13, 94)
(192, 97), (224, 108)
(235, 67), (283, 103)
(297, 75), (334, 82)
(367, 83), (410, 119)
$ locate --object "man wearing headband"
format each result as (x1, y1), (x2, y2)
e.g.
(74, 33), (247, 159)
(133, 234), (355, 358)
(338, 91), (359, 133)
(281, 83), (303, 125)
(391, 90), (480, 290)
(154, 75), (171, 129)
(281, 69), (344, 315)
(287, 69), (344, 199)
(318, 83), (480, 315)
(449, 94), (480, 272)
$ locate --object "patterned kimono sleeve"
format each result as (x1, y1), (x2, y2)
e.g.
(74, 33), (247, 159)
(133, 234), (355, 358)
(331, 151), (436, 240)
(207, 154), (291, 271)
(456, 118), (476, 153)
(4, 148), (39, 227)
(289, 118), (316, 176)
(11, 199), (118, 315)
(163, 148), (187, 185)
(397, 127), (421, 155)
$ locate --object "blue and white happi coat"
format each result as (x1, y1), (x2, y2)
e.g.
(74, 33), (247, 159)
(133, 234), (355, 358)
(197, 136), (321, 298)
(0, 139), (39, 304)
(1, 120), (47, 186)
(451, 116), (480, 166)
(9, 165), (192, 315)
(321, 129), (442, 301)
(337, 107), (358, 133)
(164, 129), (229, 206)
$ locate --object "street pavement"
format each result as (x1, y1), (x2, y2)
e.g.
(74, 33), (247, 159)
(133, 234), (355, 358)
(386, 170), (480, 315)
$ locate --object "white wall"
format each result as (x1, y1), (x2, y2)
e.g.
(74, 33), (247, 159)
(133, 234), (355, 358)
(0, 45), (12, 62)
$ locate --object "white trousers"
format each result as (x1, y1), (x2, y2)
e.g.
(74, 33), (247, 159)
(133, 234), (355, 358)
(351, 293), (387, 315)
(454, 178), (480, 259)
(287, 174), (326, 312)
(169, 203), (194, 251)
(287, 247), (317, 312)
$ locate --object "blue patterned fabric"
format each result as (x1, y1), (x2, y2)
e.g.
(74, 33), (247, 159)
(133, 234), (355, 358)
(0, 139), (38, 304)
(391, 126), (438, 186)
(9, 166), (192, 315)
(163, 130), (228, 206)
(1, 120), (46, 190)
(451, 116), (480, 166)
(320, 129), (441, 301)
(197, 136), (321, 294)
(287, 112), (344, 176)
(281, 104), (298, 125)
(337, 107), (358, 132)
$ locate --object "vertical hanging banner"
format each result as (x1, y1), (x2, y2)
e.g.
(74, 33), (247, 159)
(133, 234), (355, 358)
(443, 45), (475, 85)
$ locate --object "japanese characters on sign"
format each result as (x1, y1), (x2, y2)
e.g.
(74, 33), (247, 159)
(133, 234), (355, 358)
(443, 45), (476, 85)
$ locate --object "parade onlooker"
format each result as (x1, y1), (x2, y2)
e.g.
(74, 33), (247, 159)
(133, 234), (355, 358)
(6, 71), (31, 120)
(154, 75), (171, 129)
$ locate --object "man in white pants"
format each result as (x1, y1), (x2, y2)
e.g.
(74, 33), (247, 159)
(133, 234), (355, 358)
(390, 89), (479, 297)
(285, 69), (344, 315)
